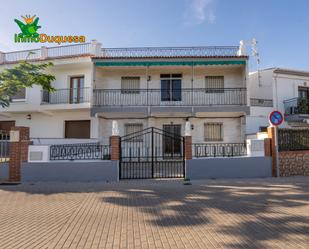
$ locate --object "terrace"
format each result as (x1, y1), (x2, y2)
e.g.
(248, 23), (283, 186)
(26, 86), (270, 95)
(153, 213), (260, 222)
(0, 41), (246, 64)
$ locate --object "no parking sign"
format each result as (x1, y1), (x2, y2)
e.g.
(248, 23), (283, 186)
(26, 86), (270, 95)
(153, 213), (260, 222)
(269, 110), (284, 126)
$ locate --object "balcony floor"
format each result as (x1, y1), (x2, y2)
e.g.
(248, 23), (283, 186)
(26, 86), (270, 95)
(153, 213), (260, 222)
(91, 105), (250, 118)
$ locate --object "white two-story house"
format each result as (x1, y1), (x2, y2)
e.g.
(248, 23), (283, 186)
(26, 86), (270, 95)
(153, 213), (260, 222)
(92, 45), (249, 148)
(0, 41), (249, 152)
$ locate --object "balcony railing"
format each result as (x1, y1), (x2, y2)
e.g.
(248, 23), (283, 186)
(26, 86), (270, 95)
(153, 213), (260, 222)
(193, 143), (247, 158)
(250, 98), (273, 107)
(283, 97), (309, 115)
(1, 43), (92, 63)
(49, 143), (111, 160)
(1, 44), (244, 64)
(100, 46), (241, 58)
(41, 87), (90, 105)
(93, 88), (247, 107)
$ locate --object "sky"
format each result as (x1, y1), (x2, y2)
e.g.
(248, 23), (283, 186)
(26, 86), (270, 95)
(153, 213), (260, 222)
(1, 0), (309, 71)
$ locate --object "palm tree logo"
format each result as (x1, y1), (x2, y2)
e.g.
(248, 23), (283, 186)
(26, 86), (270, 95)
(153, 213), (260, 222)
(14, 15), (41, 37)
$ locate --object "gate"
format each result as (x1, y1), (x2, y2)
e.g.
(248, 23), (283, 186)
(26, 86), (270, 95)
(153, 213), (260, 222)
(119, 127), (185, 179)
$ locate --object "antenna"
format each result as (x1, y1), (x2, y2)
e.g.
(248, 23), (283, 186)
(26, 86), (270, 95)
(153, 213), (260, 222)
(251, 38), (261, 86)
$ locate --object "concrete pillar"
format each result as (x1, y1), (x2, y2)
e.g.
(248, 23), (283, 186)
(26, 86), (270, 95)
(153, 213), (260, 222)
(9, 127), (30, 182)
(0, 51), (5, 64)
(91, 40), (102, 56)
(41, 46), (48, 59)
(267, 126), (278, 177)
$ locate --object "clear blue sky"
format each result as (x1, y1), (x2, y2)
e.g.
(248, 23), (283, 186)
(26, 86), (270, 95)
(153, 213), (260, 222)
(1, 0), (309, 71)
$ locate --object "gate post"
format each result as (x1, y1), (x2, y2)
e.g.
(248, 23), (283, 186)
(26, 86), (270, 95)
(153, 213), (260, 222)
(184, 136), (192, 160)
(267, 126), (278, 177)
(9, 126), (30, 182)
(110, 136), (120, 161)
(110, 120), (120, 161)
(184, 121), (192, 160)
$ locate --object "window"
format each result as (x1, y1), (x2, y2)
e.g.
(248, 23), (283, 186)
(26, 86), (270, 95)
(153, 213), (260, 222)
(121, 77), (140, 94)
(298, 86), (309, 99)
(205, 76), (224, 93)
(259, 126), (268, 132)
(70, 76), (85, 103)
(65, 120), (90, 138)
(12, 88), (26, 101)
(161, 74), (182, 101)
(204, 123), (223, 141)
(124, 123), (143, 141)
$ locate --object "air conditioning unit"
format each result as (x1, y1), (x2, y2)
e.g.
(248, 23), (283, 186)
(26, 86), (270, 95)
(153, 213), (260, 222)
(28, 145), (50, 162)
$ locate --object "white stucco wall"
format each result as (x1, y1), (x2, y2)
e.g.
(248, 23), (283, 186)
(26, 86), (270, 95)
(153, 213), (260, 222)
(249, 70), (273, 100)
(95, 66), (246, 89)
(98, 117), (243, 144)
(0, 110), (97, 139)
(273, 74), (309, 111)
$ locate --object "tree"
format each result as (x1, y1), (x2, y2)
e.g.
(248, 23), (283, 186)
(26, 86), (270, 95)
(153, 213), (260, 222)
(0, 61), (55, 107)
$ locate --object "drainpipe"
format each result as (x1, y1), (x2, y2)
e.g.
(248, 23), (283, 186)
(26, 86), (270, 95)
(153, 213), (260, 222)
(273, 73), (279, 110)
(146, 66), (150, 117)
(191, 64), (194, 115)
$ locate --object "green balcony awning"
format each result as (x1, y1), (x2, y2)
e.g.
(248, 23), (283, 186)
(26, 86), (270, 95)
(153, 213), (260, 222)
(95, 60), (246, 67)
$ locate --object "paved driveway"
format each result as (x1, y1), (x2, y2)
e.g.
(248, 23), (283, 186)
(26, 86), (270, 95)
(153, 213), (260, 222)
(0, 177), (308, 249)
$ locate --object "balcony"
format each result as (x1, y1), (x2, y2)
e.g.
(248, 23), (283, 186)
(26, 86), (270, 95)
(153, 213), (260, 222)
(93, 88), (247, 107)
(91, 88), (249, 117)
(41, 88), (90, 105)
(284, 97), (309, 115)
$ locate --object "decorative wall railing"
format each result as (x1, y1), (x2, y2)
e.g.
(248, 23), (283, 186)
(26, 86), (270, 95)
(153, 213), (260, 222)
(1, 43), (92, 63)
(49, 143), (110, 161)
(100, 46), (240, 58)
(193, 143), (247, 158)
(46, 43), (92, 57)
(41, 87), (90, 105)
(284, 97), (309, 115)
(1, 44), (245, 64)
(0, 131), (10, 163)
(278, 129), (309, 151)
(250, 98), (273, 107)
(93, 88), (247, 107)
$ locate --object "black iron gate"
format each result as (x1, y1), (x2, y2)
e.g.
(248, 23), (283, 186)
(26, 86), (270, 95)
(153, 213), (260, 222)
(119, 127), (185, 179)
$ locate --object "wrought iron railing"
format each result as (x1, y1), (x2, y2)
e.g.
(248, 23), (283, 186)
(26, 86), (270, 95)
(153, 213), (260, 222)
(250, 98), (273, 107)
(93, 88), (247, 107)
(284, 97), (309, 115)
(49, 143), (110, 160)
(41, 87), (90, 105)
(100, 46), (241, 58)
(278, 129), (309, 151)
(193, 142), (247, 157)
(0, 131), (10, 163)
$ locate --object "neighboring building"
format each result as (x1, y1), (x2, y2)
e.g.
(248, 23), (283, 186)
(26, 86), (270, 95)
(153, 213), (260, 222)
(0, 42), (100, 140)
(0, 41), (249, 147)
(247, 68), (309, 135)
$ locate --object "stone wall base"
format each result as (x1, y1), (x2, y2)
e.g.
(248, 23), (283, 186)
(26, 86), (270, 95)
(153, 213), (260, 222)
(279, 151), (309, 177)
